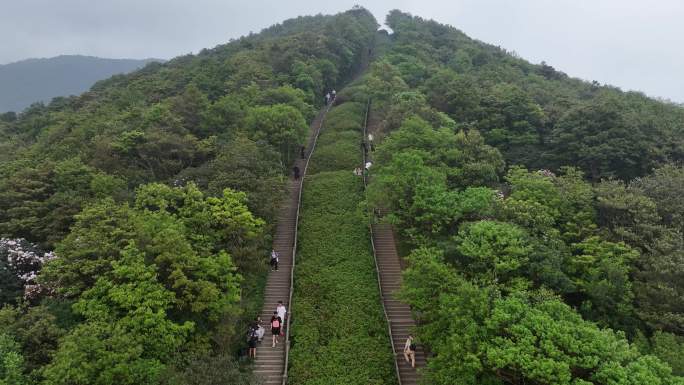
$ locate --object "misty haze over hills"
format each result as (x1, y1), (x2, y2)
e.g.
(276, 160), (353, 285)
(0, 55), (162, 113)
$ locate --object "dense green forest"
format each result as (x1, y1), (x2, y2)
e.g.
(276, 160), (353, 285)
(3, 5), (684, 385)
(0, 8), (376, 384)
(363, 10), (684, 385)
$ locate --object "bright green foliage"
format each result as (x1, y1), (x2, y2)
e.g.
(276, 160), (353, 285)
(42, 183), (249, 324)
(454, 220), (531, 286)
(503, 167), (563, 235)
(245, 104), (307, 165)
(368, 151), (447, 236)
(503, 167), (596, 242)
(554, 167), (597, 243)
(409, 185), (497, 246)
(134, 183), (264, 260)
(367, 115), (503, 245)
(43, 245), (193, 385)
(365, 60), (409, 103)
(289, 99), (396, 384)
(365, 11), (684, 383)
(0, 333), (27, 385)
(36, 182), (261, 384)
(374, 117), (503, 189)
(570, 236), (638, 329)
(400, 249), (684, 385)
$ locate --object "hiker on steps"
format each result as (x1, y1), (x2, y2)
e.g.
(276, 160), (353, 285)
(325, 92), (331, 105)
(404, 335), (417, 368)
(276, 301), (287, 326)
(247, 323), (258, 358)
(293, 165), (300, 180)
(271, 311), (282, 348)
(255, 316), (265, 342)
(270, 249), (279, 271)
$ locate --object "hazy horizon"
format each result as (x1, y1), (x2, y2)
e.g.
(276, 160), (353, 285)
(1, 54), (165, 66)
(2, 1), (682, 103)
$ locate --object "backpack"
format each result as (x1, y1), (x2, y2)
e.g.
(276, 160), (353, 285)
(271, 318), (280, 328)
(247, 327), (257, 341)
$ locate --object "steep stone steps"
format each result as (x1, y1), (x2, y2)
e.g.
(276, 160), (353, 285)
(252, 104), (330, 385)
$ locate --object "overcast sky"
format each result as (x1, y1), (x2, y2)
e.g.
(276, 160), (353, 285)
(2, 0), (683, 102)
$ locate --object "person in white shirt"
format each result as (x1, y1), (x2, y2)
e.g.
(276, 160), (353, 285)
(255, 316), (265, 342)
(270, 249), (279, 271)
(276, 301), (287, 323)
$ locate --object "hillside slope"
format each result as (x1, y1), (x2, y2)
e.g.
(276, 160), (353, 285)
(0, 8), (377, 385)
(0, 55), (161, 113)
(374, 11), (684, 181)
(363, 10), (684, 385)
(2, 6), (684, 385)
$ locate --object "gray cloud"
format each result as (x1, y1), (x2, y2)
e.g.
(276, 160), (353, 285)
(2, 0), (682, 102)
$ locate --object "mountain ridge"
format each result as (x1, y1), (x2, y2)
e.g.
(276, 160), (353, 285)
(0, 55), (163, 113)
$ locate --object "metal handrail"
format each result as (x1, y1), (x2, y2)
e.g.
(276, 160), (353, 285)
(281, 99), (333, 385)
(361, 98), (403, 385)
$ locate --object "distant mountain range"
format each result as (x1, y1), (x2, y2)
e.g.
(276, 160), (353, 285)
(0, 55), (163, 112)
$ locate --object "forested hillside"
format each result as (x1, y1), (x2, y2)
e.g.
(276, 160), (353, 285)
(0, 8), (377, 384)
(0, 55), (161, 113)
(363, 11), (684, 385)
(3, 6), (684, 385)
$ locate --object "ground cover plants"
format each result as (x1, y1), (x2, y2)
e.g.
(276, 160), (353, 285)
(288, 97), (396, 385)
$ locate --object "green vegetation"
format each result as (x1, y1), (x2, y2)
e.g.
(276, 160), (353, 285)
(375, 11), (684, 182)
(3, 6), (684, 384)
(363, 10), (684, 385)
(289, 99), (396, 384)
(0, 8), (377, 385)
